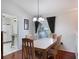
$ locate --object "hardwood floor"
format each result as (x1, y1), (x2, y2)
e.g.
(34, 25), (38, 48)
(3, 50), (22, 59)
(49, 50), (76, 59)
(3, 50), (76, 59)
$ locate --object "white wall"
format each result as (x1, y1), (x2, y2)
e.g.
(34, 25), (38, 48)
(2, 0), (32, 50)
(55, 10), (78, 53)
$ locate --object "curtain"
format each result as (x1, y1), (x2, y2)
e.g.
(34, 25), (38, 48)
(47, 16), (56, 33)
(35, 21), (40, 33)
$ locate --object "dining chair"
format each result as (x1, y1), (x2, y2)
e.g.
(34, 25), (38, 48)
(53, 35), (62, 49)
(48, 35), (62, 59)
(22, 38), (37, 59)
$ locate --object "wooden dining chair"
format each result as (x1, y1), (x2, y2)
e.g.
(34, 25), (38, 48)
(22, 38), (36, 59)
(48, 35), (62, 59)
(54, 35), (62, 49)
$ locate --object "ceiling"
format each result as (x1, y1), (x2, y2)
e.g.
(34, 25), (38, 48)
(12, 0), (77, 17)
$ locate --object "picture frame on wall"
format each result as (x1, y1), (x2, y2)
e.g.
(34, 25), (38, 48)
(24, 19), (29, 30)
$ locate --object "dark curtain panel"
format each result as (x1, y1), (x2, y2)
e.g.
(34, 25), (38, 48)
(35, 21), (40, 33)
(47, 16), (56, 33)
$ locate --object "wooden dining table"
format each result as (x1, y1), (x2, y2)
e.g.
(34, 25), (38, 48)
(34, 38), (57, 59)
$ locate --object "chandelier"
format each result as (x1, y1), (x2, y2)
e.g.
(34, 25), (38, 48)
(33, 0), (44, 22)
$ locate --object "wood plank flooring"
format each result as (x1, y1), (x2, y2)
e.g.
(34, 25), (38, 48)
(3, 50), (76, 59)
(49, 50), (76, 59)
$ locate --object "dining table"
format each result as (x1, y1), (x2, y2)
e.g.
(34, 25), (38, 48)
(34, 38), (57, 59)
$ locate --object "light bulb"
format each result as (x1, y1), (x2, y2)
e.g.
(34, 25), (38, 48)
(33, 17), (37, 22)
(38, 17), (44, 22)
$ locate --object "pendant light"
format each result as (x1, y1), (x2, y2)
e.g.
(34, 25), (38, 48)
(33, 0), (44, 22)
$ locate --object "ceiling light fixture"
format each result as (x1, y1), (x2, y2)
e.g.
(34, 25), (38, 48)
(33, 0), (44, 22)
